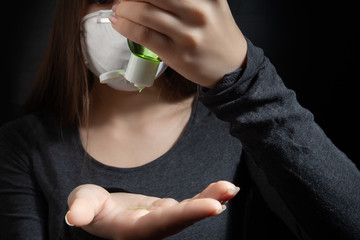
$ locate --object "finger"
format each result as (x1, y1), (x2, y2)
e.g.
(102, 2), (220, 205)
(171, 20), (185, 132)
(111, 1), (210, 56)
(110, 14), (173, 62)
(120, 0), (208, 26)
(114, 1), (208, 53)
(66, 184), (111, 227)
(137, 198), (224, 239)
(150, 198), (179, 210)
(120, 0), (197, 18)
(114, 1), (181, 39)
(193, 181), (240, 204)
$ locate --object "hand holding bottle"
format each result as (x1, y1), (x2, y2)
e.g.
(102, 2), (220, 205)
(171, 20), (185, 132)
(110, 0), (247, 88)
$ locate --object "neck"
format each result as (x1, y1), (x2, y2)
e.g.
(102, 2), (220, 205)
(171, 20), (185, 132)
(85, 79), (195, 127)
(79, 78), (195, 168)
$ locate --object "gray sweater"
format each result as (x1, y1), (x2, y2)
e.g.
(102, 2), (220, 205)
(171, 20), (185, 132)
(1, 40), (359, 240)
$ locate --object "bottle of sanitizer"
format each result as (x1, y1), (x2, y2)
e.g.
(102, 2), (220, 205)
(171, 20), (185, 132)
(125, 40), (162, 91)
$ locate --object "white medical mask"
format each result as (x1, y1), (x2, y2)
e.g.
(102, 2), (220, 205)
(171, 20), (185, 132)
(81, 10), (167, 91)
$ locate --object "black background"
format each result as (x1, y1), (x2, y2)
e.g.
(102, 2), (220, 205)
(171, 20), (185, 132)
(2, 0), (359, 166)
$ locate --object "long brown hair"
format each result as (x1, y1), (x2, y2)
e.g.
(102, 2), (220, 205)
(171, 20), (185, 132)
(23, 0), (196, 127)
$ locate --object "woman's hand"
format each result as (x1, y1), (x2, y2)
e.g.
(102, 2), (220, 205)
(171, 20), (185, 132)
(65, 181), (239, 240)
(110, 0), (247, 87)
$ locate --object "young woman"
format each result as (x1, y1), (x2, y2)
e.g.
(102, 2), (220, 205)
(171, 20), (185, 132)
(0, 0), (359, 239)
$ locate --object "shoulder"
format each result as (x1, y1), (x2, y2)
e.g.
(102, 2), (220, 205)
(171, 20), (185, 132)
(195, 97), (231, 127)
(193, 97), (240, 146)
(0, 112), (53, 141)
(0, 112), (66, 156)
(0, 112), (79, 172)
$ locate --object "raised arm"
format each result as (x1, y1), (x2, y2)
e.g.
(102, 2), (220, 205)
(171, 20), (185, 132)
(199, 39), (360, 240)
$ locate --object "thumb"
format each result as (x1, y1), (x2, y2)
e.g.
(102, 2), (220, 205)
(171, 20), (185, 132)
(65, 184), (111, 227)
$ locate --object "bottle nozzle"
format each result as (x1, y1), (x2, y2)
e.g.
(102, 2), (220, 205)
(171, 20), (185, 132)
(125, 40), (162, 90)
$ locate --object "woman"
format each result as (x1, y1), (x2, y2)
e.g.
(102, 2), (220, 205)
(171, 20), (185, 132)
(0, 0), (359, 239)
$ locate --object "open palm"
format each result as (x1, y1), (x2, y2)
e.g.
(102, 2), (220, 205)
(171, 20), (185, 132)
(66, 181), (239, 240)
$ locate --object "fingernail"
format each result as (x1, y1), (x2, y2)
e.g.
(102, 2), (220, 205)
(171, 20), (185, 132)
(216, 205), (227, 214)
(109, 16), (118, 24)
(65, 211), (75, 227)
(228, 186), (240, 195)
(112, 3), (119, 12)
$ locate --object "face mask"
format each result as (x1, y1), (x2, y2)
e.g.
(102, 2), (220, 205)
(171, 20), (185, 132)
(81, 10), (167, 91)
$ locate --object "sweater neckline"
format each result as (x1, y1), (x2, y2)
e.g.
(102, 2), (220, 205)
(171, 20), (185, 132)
(73, 95), (200, 173)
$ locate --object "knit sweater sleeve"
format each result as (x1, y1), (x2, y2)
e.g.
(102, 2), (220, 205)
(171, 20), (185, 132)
(198, 39), (360, 240)
(0, 119), (48, 239)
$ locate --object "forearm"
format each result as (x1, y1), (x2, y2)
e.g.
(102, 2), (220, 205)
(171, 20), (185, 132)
(199, 39), (360, 239)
